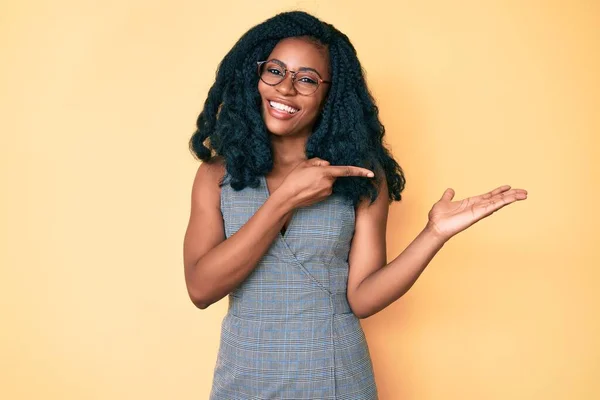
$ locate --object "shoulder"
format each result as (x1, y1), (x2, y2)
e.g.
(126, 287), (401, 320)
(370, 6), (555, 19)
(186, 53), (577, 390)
(355, 162), (389, 212)
(192, 155), (227, 200)
(195, 155), (226, 184)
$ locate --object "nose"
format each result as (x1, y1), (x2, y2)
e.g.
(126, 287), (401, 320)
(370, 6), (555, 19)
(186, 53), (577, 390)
(276, 72), (297, 95)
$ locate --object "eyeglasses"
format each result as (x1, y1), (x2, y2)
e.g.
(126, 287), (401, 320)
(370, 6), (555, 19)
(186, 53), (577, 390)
(256, 60), (331, 96)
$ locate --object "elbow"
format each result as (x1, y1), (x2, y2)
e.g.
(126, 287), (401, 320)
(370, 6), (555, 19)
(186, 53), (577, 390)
(187, 287), (214, 310)
(348, 301), (373, 319)
(190, 295), (212, 310)
(193, 299), (210, 310)
(348, 292), (373, 319)
(185, 267), (216, 310)
(352, 308), (372, 319)
(184, 261), (232, 310)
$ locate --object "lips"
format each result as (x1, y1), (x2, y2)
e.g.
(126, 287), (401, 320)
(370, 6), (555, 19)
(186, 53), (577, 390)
(265, 98), (300, 120)
(268, 99), (299, 114)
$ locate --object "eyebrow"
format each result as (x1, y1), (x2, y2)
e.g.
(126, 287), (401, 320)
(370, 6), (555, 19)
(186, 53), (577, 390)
(270, 58), (324, 78)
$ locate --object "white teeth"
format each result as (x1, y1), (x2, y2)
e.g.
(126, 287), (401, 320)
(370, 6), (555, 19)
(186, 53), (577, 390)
(269, 101), (298, 114)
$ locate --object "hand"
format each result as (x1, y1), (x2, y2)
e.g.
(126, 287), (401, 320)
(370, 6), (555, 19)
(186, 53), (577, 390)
(280, 157), (374, 208)
(426, 184), (528, 242)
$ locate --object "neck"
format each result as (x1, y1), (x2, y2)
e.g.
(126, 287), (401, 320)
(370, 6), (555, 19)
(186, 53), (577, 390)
(269, 132), (309, 171)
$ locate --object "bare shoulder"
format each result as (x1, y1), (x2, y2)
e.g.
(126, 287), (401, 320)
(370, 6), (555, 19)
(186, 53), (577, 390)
(193, 155), (227, 195)
(204, 154), (226, 171)
(198, 155), (226, 180)
(356, 163), (389, 212)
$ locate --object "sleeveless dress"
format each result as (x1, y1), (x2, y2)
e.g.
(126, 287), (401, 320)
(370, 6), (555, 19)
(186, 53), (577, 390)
(210, 174), (378, 399)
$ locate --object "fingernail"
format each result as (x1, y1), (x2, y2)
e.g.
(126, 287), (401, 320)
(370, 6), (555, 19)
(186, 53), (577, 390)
(367, 172), (374, 177)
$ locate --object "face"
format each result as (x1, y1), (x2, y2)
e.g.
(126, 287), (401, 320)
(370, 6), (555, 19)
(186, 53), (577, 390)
(257, 37), (330, 138)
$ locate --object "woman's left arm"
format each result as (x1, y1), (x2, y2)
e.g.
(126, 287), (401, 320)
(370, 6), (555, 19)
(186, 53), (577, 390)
(346, 173), (527, 319)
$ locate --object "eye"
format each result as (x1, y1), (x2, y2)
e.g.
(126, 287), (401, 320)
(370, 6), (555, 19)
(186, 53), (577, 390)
(267, 68), (283, 76)
(296, 73), (319, 86)
(264, 62), (284, 76)
(298, 76), (318, 85)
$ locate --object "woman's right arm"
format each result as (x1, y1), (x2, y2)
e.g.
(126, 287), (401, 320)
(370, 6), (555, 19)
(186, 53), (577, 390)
(182, 158), (292, 309)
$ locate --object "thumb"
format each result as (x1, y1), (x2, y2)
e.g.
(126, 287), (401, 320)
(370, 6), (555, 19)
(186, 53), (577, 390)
(440, 188), (455, 202)
(308, 157), (330, 167)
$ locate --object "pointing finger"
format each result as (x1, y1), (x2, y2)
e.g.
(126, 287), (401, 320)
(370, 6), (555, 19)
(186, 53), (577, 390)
(327, 166), (375, 178)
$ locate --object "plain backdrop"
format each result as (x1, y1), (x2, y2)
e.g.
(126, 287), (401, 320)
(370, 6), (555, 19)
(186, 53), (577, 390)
(1, 0), (599, 399)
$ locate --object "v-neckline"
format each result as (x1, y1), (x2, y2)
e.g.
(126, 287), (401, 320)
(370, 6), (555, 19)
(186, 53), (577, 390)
(260, 175), (295, 240)
(258, 176), (331, 293)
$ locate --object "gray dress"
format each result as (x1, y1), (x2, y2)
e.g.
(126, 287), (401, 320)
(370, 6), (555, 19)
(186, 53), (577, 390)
(210, 174), (378, 399)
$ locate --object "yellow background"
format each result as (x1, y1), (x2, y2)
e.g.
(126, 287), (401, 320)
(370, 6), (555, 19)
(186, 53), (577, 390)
(2, 0), (598, 398)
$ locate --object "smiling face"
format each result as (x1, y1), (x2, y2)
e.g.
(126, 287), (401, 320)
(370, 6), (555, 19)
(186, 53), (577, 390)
(258, 37), (330, 138)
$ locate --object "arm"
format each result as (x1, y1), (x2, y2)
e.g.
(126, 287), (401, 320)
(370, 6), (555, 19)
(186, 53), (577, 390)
(346, 172), (445, 319)
(183, 158), (292, 309)
(347, 171), (527, 319)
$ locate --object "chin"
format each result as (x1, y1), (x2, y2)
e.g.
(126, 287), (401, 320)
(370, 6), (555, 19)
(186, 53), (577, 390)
(261, 116), (296, 135)
(266, 123), (294, 136)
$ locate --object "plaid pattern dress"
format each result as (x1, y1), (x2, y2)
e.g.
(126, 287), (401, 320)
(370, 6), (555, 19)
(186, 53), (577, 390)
(210, 174), (378, 399)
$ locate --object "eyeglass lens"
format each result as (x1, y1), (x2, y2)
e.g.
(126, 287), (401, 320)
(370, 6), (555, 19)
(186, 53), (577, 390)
(259, 61), (320, 94)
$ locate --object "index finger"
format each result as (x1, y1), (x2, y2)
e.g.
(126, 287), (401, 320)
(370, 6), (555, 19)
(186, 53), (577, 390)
(326, 165), (375, 178)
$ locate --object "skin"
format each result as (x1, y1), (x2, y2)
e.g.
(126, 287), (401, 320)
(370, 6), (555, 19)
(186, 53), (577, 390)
(256, 37), (333, 233)
(183, 37), (528, 317)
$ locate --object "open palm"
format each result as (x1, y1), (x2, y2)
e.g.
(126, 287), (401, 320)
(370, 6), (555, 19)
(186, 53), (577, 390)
(427, 185), (528, 241)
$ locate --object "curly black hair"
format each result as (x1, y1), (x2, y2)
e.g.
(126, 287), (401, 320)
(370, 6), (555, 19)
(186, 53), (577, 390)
(189, 11), (405, 207)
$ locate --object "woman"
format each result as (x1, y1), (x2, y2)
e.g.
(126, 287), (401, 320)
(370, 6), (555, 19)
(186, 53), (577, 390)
(183, 11), (527, 399)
